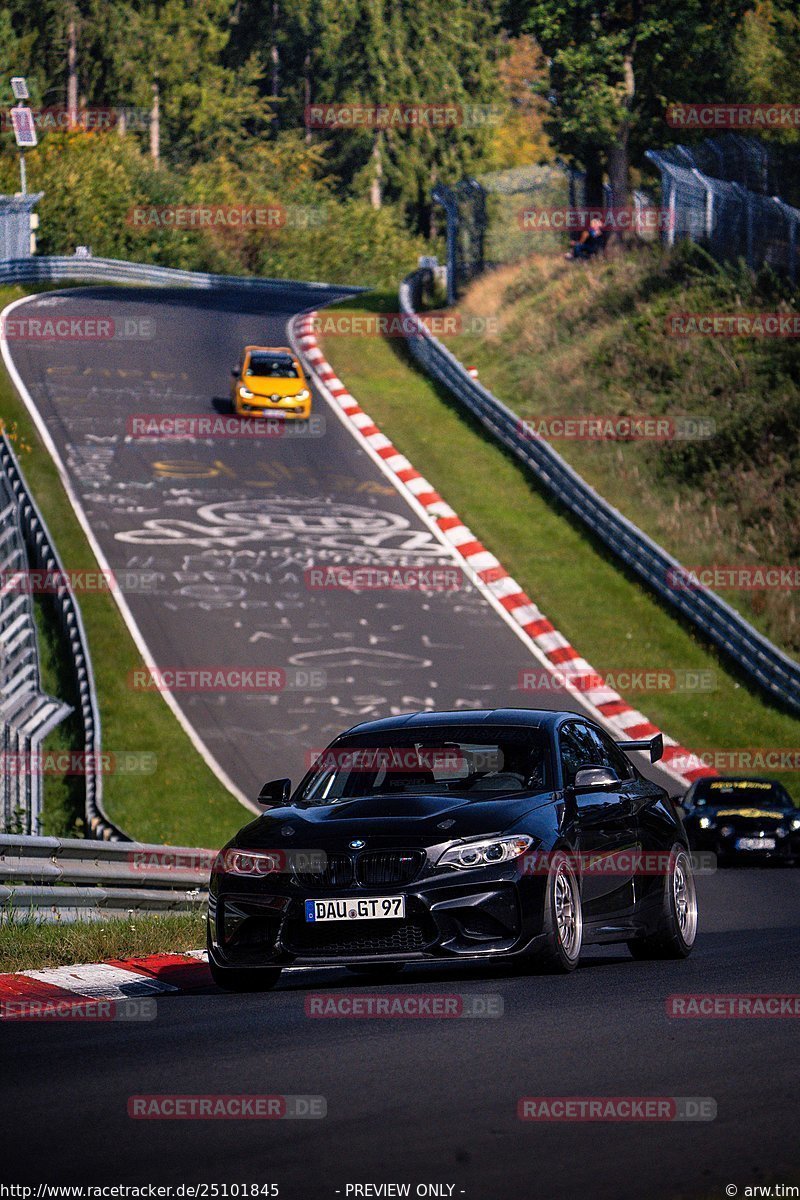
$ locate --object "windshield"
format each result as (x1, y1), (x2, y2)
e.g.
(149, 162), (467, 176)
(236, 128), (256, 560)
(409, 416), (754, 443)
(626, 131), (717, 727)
(296, 725), (551, 807)
(246, 353), (299, 378)
(692, 779), (794, 808)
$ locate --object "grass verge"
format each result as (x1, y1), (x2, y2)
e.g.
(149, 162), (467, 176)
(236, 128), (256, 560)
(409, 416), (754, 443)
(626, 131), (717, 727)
(0, 284), (247, 846)
(0, 907), (205, 973)
(319, 290), (800, 797)
(450, 243), (800, 658)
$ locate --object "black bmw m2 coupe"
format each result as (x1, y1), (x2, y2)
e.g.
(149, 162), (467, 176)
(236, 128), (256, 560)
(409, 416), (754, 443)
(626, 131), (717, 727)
(208, 709), (698, 990)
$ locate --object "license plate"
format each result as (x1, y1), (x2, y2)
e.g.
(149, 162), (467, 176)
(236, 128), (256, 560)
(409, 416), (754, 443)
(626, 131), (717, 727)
(736, 836), (776, 851)
(305, 896), (406, 923)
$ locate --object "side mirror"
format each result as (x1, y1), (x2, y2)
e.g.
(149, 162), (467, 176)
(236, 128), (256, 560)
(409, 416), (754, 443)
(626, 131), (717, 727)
(573, 766), (619, 793)
(257, 778), (291, 808)
(231, 365), (241, 377)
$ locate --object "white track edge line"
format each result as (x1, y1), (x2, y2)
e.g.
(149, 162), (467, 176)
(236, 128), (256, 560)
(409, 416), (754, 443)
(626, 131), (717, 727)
(0, 291), (258, 815)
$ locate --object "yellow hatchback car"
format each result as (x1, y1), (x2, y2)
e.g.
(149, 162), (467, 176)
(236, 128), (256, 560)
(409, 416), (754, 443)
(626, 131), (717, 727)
(231, 346), (312, 419)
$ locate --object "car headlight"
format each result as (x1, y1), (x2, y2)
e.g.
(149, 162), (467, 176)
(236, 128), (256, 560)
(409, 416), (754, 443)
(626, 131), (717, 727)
(791, 819), (800, 831)
(436, 834), (533, 870)
(212, 849), (281, 877)
(719, 824), (734, 838)
(294, 389), (310, 401)
(698, 816), (713, 829)
(238, 386), (254, 399)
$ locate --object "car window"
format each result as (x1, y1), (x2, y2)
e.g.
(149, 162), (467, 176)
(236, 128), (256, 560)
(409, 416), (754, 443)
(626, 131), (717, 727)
(246, 354), (299, 378)
(559, 722), (599, 785)
(694, 780), (793, 808)
(593, 728), (635, 780)
(297, 726), (551, 805)
(559, 721), (630, 785)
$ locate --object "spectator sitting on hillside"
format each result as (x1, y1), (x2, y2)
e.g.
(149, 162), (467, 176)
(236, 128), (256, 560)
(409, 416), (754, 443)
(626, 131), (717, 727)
(565, 216), (607, 260)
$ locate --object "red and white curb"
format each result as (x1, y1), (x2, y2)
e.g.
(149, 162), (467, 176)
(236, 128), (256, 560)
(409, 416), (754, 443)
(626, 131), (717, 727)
(0, 953), (211, 1011)
(291, 311), (714, 788)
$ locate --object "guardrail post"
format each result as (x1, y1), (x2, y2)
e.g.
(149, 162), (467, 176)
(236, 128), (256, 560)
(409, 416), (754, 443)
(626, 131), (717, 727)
(431, 184), (459, 306)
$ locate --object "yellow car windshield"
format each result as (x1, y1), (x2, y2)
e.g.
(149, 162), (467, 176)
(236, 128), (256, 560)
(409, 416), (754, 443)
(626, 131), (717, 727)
(246, 354), (299, 378)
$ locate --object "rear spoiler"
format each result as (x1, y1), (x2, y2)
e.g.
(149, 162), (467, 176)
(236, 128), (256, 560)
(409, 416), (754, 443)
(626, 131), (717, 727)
(617, 733), (663, 764)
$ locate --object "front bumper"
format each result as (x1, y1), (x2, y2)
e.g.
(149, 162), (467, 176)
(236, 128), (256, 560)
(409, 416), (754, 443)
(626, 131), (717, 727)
(208, 867), (549, 970)
(233, 393), (311, 419)
(692, 826), (798, 862)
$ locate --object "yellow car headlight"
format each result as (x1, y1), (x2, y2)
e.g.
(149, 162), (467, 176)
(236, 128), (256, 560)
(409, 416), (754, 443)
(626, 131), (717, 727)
(294, 389), (310, 401)
(238, 386), (254, 399)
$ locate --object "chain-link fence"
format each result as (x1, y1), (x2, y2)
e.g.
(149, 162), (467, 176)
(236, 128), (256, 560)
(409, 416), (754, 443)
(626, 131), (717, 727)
(660, 134), (800, 208)
(646, 145), (800, 284)
(432, 162), (657, 301)
(433, 137), (800, 297)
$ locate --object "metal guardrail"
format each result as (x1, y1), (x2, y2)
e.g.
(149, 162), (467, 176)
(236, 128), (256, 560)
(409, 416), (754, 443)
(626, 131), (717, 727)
(0, 435), (124, 841)
(0, 834), (209, 919)
(0, 254), (364, 293)
(0, 452), (71, 836)
(399, 270), (800, 716)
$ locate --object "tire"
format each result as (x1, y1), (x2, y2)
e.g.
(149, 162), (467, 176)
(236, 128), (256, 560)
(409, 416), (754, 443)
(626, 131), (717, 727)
(530, 851), (583, 973)
(346, 963), (405, 981)
(628, 844), (698, 960)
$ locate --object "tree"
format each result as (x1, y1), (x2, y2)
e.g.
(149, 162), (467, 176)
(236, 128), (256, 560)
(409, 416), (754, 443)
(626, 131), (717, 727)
(732, 0), (800, 141)
(525, 0), (749, 205)
(306, 0), (501, 233)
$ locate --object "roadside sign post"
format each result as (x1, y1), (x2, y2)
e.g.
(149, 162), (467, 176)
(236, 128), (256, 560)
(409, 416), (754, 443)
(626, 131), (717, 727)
(9, 87), (37, 196)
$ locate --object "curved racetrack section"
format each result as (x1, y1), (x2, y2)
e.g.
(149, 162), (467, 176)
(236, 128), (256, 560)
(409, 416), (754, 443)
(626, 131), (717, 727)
(5, 283), (607, 802)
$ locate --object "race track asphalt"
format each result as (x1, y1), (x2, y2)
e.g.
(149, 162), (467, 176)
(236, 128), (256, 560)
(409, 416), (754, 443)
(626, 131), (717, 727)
(4, 283), (626, 805)
(2, 869), (799, 1197)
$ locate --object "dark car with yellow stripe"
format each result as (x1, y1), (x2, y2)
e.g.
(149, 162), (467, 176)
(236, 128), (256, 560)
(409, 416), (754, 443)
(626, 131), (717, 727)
(681, 777), (800, 865)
